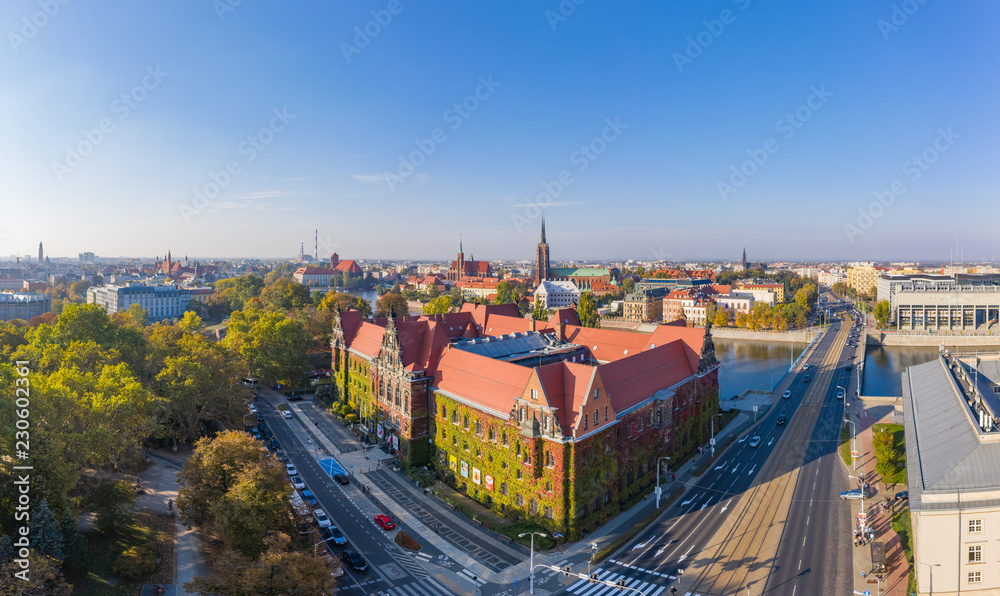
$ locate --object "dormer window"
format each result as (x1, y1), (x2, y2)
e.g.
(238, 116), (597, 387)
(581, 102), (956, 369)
(531, 389), (538, 400)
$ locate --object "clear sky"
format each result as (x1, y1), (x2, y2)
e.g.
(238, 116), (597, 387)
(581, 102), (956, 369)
(1, 1), (997, 263)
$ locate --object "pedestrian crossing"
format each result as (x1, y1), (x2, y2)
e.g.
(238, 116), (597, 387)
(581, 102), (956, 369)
(457, 568), (488, 586)
(392, 551), (430, 579)
(380, 577), (455, 596)
(564, 568), (672, 596)
(540, 559), (570, 575)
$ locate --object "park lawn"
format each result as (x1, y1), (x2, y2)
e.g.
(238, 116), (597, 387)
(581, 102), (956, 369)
(73, 509), (174, 596)
(873, 423), (907, 485)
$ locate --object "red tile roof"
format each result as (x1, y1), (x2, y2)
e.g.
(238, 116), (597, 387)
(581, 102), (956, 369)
(548, 308), (580, 326)
(598, 342), (694, 412)
(433, 347), (533, 414)
(349, 322), (386, 358)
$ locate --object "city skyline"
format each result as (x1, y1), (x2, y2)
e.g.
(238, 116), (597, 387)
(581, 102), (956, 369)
(2, 2), (998, 261)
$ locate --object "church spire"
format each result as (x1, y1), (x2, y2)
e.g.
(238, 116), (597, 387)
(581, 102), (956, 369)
(541, 216), (546, 244)
(460, 235), (463, 254)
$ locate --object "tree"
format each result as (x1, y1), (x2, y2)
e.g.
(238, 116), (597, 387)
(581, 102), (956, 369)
(93, 480), (136, 535)
(532, 299), (549, 322)
(58, 510), (86, 572)
(494, 281), (516, 305)
(214, 275), (265, 312)
(186, 533), (336, 596)
(211, 465), (291, 559)
(577, 293), (600, 328)
(177, 311), (204, 334)
(374, 293), (409, 319)
(0, 550), (71, 596)
(177, 431), (273, 527)
(423, 296), (454, 315)
(714, 308), (730, 327)
(620, 278), (635, 295)
(448, 287), (464, 308)
(223, 308), (308, 385)
(261, 278), (311, 311)
(27, 501), (63, 560)
(873, 300), (890, 328)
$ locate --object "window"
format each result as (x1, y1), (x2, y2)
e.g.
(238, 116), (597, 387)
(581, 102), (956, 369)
(543, 416), (549, 431)
(545, 481), (552, 492)
(605, 407), (608, 421)
(544, 506), (554, 519)
(969, 545), (982, 563)
(657, 407), (662, 424)
(475, 420), (482, 435)
(594, 410), (599, 425)
(502, 432), (508, 447)
(452, 411), (458, 425)
(463, 415), (469, 429)
(500, 482), (507, 496)
(594, 389), (599, 400)
(531, 389), (538, 400)
(584, 414), (588, 430)
(968, 571), (981, 584)
(488, 427), (496, 441)
(529, 499), (539, 514)
(969, 519), (983, 533)
(516, 468), (522, 480)
(516, 493), (524, 506)
(545, 451), (555, 468)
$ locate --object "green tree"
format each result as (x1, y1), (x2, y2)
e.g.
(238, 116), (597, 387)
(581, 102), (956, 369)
(186, 533), (336, 596)
(577, 293), (600, 328)
(448, 287), (465, 308)
(0, 550), (71, 596)
(27, 500), (63, 560)
(532, 299), (549, 321)
(620, 278), (635, 295)
(177, 311), (204, 334)
(223, 309), (309, 386)
(214, 275), (265, 312)
(176, 431), (272, 527)
(873, 300), (890, 328)
(93, 480), (136, 535)
(375, 293), (410, 318)
(211, 465), (291, 559)
(58, 510), (86, 573)
(714, 308), (730, 327)
(423, 296), (454, 315)
(494, 281), (516, 305)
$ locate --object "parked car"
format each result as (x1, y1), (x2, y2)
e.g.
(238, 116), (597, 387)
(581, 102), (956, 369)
(748, 436), (762, 448)
(256, 413), (265, 422)
(285, 463), (297, 476)
(333, 474), (350, 486)
(840, 489), (864, 500)
(269, 438), (281, 451)
(250, 429), (261, 440)
(301, 489), (317, 506)
(776, 415), (786, 425)
(325, 525), (347, 546)
(274, 448), (287, 462)
(282, 410), (293, 419)
(314, 509), (331, 528)
(895, 490), (908, 501)
(248, 404), (257, 413)
(373, 514), (396, 530)
(341, 550), (368, 571)
(290, 475), (305, 490)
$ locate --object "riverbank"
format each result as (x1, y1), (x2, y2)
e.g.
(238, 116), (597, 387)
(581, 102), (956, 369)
(866, 330), (1000, 347)
(600, 320), (820, 343)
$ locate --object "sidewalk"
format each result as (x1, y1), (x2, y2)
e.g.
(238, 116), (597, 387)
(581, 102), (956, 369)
(850, 404), (910, 596)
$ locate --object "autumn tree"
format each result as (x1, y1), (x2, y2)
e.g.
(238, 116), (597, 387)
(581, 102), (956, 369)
(223, 308), (308, 386)
(0, 550), (71, 596)
(873, 300), (890, 328)
(375, 293), (410, 319)
(210, 464), (291, 558)
(423, 296), (454, 315)
(577, 293), (600, 328)
(714, 308), (730, 327)
(532, 299), (549, 321)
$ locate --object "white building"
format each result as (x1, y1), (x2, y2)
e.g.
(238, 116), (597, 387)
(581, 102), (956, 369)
(293, 267), (335, 286)
(534, 280), (581, 309)
(716, 293), (754, 314)
(735, 288), (776, 306)
(87, 283), (193, 322)
(818, 270), (846, 287)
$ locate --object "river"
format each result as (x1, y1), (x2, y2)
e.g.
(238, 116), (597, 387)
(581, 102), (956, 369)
(861, 343), (1000, 396)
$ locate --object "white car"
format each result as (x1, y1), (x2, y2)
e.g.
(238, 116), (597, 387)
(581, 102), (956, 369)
(282, 410), (293, 419)
(314, 509), (331, 528)
(290, 475), (305, 489)
(285, 463), (297, 476)
(749, 436), (762, 448)
(836, 389), (845, 400)
(782, 390), (791, 399)
(248, 404), (257, 413)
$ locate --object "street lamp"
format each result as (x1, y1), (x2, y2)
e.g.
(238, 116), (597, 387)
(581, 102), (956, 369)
(313, 536), (333, 557)
(655, 456), (671, 509)
(710, 413), (723, 457)
(844, 417), (857, 470)
(518, 531), (547, 595)
(919, 561), (938, 594)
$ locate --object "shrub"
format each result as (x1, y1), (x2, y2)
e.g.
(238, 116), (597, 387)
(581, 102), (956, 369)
(339, 404), (354, 417)
(345, 413), (358, 424)
(112, 545), (157, 580)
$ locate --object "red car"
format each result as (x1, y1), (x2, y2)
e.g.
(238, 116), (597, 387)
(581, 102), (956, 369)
(373, 514), (396, 530)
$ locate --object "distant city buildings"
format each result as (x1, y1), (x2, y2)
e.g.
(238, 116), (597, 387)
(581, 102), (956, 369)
(447, 240), (492, 282)
(847, 262), (881, 295)
(86, 283), (199, 322)
(876, 273), (1000, 331)
(0, 292), (50, 322)
(902, 352), (1000, 595)
(292, 253), (363, 285)
(534, 280), (581, 309)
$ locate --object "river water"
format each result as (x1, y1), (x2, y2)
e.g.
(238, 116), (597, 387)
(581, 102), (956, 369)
(862, 343), (1000, 396)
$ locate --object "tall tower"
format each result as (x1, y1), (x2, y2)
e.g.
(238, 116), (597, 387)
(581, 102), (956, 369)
(534, 217), (550, 286)
(741, 247), (747, 271)
(314, 230), (318, 260)
(166, 250), (172, 273)
(457, 236), (465, 278)
(38, 242), (43, 264)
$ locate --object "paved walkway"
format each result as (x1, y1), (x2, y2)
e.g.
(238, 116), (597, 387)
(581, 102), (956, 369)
(849, 403), (910, 596)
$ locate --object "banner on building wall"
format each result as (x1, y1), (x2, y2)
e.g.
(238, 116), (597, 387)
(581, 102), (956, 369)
(472, 467), (482, 485)
(391, 435), (399, 451)
(484, 474), (494, 491)
(460, 461), (469, 478)
(377, 424), (384, 439)
(449, 454), (458, 472)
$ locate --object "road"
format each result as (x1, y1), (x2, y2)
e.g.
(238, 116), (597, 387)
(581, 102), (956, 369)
(254, 391), (458, 596)
(553, 297), (859, 596)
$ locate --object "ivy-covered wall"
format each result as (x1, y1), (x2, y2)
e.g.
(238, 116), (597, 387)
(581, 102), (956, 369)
(431, 392), (571, 534)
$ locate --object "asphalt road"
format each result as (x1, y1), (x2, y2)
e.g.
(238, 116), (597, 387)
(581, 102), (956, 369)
(253, 391), (457, 596)
(552, 297), (860, 596)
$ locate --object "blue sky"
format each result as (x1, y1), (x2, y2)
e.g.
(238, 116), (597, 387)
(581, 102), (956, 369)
(1, 0), (997, 263)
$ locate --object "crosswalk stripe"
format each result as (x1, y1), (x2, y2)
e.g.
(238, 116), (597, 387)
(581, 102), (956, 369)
(576, 572), (618, 596)
(422, 577), (454, 596)
(649, 587), (666, 596)
(567, 568), (603, 592)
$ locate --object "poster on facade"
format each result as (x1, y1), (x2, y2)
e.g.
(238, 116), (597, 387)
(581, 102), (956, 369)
(472, 467), (481, 485)
(460, 461), (469, 478)
(484, 474), (494, 491)
(449, 454), (458, 472)
(391, 435), (399, 451)
(377, 424), (384, 439)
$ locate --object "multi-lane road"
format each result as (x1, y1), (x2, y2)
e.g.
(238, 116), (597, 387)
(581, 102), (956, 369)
(555, 299), (862, 596)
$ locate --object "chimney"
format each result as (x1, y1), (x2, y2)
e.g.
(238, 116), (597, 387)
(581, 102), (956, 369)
(554, 323), (563, 342)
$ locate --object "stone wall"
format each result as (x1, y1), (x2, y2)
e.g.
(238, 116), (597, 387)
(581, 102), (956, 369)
(866, 330), (1000, 347)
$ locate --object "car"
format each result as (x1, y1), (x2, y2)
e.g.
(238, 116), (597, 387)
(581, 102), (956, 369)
(300, 489), (317, 506)
(250, 429), (261, 440)
(836, 389), (845, 400)
(803, 375), (811, 383)
(341, 550), (368, 572)
(248, 404), (257, 413)
(287, 393), (305, 402)
(256, 413), (265, 422)
(258, 421), (268, 432)
(285, 463), (297, 476)
(274, 448), (287, 462)
(314, 509), (331, 528)
(782, 390), (791, 399)
(333, 474), (349, 486)
(776, 415), (786, 425)
(802, 364), (810, 370)
(373, 514), (396, 530)
(270, 438), (281, 451)
(748, 436), (762, 448)
(290, 475), (305, 489)
(845, 364), (852, 370)
(282, 410), (293, 419)
(895, 490), (908, 501)
(840, 489), (864, 500)
(324, 525), (347, 546)
(263, 428), (273, 439)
